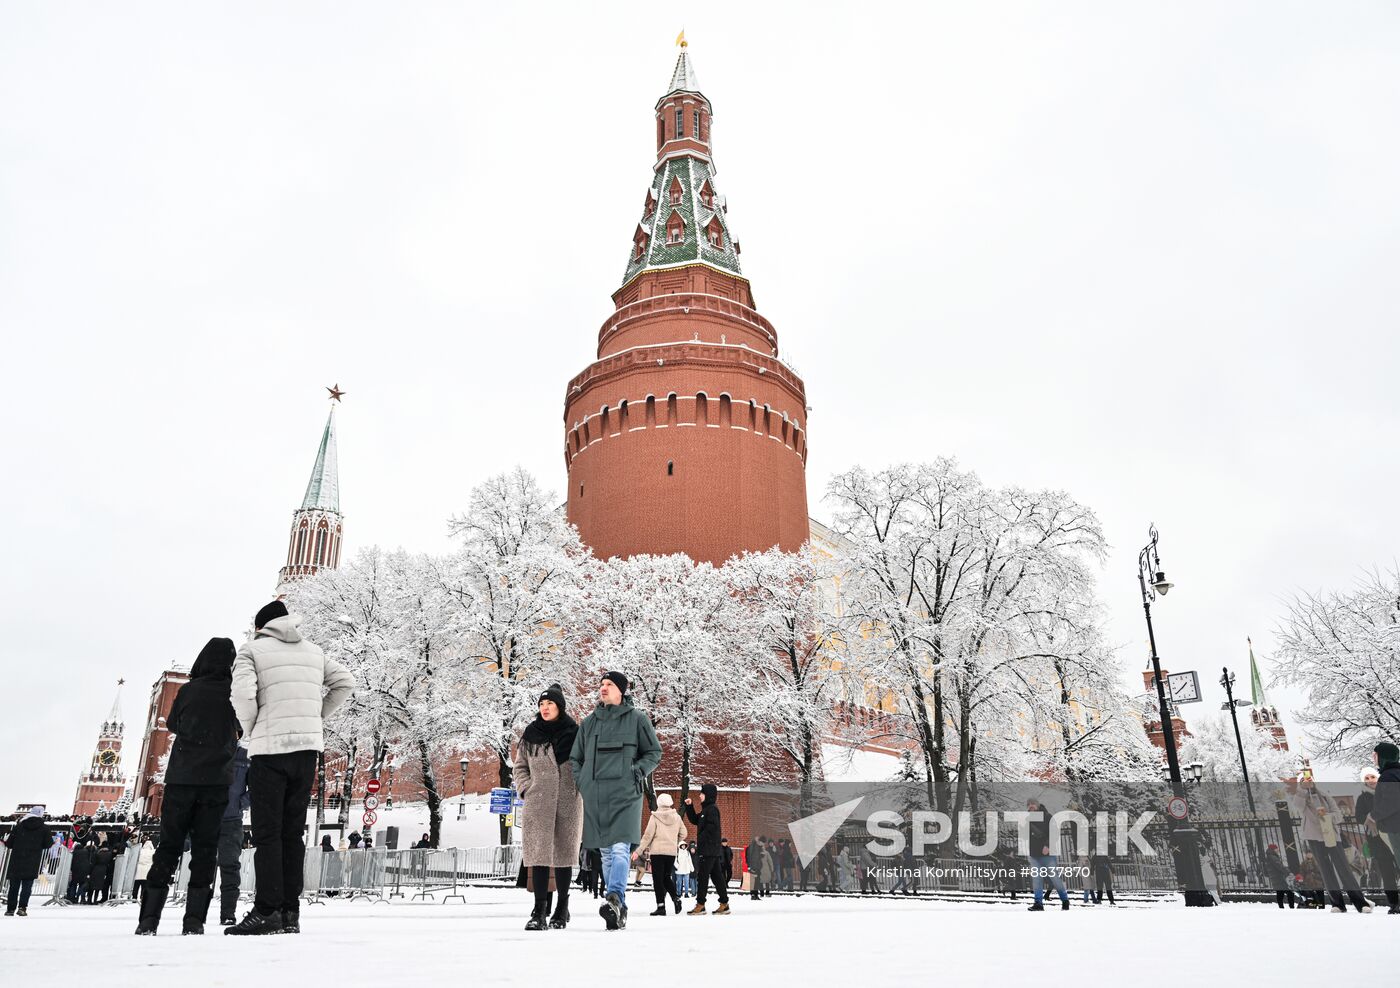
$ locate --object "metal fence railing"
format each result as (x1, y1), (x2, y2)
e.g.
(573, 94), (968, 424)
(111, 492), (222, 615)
(1, 844), (523, 909)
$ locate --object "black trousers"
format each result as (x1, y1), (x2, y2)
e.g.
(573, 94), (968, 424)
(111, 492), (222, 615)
(250, 750), (317, 913)
(1275, 888), (1296, 907)
(148, 783), (229, 891)
(696, 854), (728, 905)
(1092, 877), (1115, 904)
(1307, 840), (1369, 911)
(218, 816), (244, 918)
(650, 854), (677, 906)
(6, 878), (34, 911)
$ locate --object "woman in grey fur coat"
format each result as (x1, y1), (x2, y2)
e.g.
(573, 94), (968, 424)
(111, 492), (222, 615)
(513, 684), (584, 930)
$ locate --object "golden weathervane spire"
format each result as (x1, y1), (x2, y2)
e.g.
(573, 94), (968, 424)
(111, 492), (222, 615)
(675, 29), (687, 48)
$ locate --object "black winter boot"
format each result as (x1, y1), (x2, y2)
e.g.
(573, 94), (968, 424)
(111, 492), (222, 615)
(183, 887), (214, 935)
(134, 884), (169, 935)
(549, 880), (570, 929)
(281, 905), (300, 934)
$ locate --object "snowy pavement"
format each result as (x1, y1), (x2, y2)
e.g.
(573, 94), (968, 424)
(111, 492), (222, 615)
(3, 888), (1390, 986)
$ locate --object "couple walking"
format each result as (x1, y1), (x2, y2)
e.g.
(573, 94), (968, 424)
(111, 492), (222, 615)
(515, 670), (729, 932)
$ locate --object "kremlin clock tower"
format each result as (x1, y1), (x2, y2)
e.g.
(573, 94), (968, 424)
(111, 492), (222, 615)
(564, 46), (810, 565)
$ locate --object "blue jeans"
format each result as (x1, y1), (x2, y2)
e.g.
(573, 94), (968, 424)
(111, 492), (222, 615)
(1029, 855), (1068, 905)
(601, 843), (631, 909)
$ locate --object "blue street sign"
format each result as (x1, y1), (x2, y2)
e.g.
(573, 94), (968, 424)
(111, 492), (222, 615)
(489, 787), (515, 814)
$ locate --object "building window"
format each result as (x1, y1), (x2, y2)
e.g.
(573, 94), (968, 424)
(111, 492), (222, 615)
(669, 176), (683, 205)
(667, 460), (674, 476)
(693, 110), (701, 138)
(675, 108), (683, 137)
(579, 483), (584, 497)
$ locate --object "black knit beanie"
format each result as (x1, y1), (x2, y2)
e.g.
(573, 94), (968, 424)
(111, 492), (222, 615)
(254, 600), (289, 630)
(538, 683), (567, 714)
(602, 670), (629, 696)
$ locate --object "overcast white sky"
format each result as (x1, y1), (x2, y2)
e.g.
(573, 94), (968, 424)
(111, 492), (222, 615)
(3, 2), (1397, 808)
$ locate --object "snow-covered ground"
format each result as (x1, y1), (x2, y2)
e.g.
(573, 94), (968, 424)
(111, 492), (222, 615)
(5, 889), (1389, 986)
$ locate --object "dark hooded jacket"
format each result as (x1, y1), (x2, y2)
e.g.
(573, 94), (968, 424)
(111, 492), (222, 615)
(70, 842), (95, 880)
(684, 783), (724, 857)
(1373, 764), (1400, 832)
(165, 637), (240, 786)
(4, 816), (54, 880)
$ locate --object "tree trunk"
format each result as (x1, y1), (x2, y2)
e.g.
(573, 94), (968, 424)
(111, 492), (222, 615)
(418, 738), (442, 850)
(497, 746), (513, 847)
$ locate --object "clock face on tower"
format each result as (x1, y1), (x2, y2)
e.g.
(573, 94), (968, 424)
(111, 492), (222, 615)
(99, 750), (117, 767)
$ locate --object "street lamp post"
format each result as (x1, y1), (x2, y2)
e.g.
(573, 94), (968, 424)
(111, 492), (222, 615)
(1219, 667), (1257, 816)
(1139, 525), (1214, 907)
(459, 758), (469, 823)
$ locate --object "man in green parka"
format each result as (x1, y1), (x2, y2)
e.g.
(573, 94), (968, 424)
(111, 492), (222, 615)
(569, 671), (662, 931)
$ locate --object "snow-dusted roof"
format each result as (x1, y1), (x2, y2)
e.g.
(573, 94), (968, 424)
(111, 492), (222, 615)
(301, 407), (341, 513)
(667, 49), (700, 94)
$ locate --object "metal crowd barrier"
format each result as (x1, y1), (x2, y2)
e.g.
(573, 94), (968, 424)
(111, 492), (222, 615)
(6, 844), (525, 908)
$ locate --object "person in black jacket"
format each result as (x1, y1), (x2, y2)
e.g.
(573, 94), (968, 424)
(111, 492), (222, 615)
(1025, 797), (1069, 912)
(720, 838), (734, 889)
(1369, 740), (1400, 913)
(136, 637), (240, 936)
(4, 807), (54, 916)
(1263, 844), (1295, 908)
(68, 840), (95, 903)
(682, 783), (729, 914)
(88, 840), (113, 903)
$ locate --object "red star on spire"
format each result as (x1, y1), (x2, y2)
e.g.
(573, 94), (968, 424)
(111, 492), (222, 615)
(326, 384), (346, 402)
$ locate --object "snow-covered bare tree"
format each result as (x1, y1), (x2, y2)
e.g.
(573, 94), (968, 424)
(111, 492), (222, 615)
(1180, 713), (1300, 815)
(1272, 568), (1400, 766)
(579, 552), (751, 801)
(725, 544), (864, 816)
(286, 547), (482, 847)
(438, 467), (588, 843)
(828, 459), (1116, 815)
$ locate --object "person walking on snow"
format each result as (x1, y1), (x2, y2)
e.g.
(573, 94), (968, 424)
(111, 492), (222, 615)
(1025, 797), (1070, 911)
(1368, 740), (1400, 913)
(514, 684), (584, 930)
(676, 841), (695, 897)
(217, 738), (251, 925)
(226, 600), (354, 936)
(684, 784), (731, 915)
(136, 637), (241, 935)
(568, 671), (662, 931)
(4, 806), (53, 916)
(636, 793), (686, 915)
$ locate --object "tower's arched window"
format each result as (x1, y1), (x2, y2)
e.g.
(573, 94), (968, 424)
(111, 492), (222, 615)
(619, 399), (629, 431)
(675, 107), (684, 137)
(666, 211), (685, 245)
(666, 393), (678, 427)
(695, 392), (708, 426)
(669, 176), (683, 206)
(645, 395), (657, 427)
(667, 460), (674, 476)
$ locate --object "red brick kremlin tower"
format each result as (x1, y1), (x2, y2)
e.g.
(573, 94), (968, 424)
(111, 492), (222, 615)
(72, 683), (128, 817)
(564, 45), (810, 564)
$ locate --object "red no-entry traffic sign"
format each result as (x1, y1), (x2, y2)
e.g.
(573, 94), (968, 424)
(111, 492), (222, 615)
(366, 778), (382, 795)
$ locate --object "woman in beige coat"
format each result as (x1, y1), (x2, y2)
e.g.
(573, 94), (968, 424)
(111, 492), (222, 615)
(514, 685), (584, 930)
(634, 793), (687, 915)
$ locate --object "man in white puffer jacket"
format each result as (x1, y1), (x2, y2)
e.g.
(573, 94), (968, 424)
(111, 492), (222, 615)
(226, 600), (354, 936)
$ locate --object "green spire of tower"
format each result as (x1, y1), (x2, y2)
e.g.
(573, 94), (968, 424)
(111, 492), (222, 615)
(622, 47), (743, 286)
(301, 406), (340, 513)
(1248, 637), (1267, 707)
